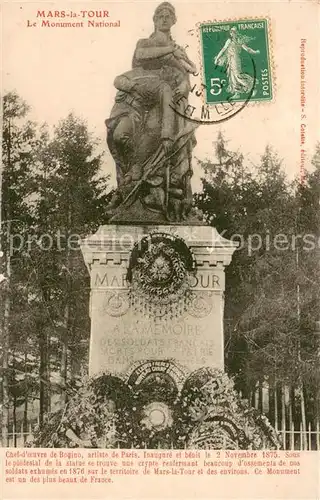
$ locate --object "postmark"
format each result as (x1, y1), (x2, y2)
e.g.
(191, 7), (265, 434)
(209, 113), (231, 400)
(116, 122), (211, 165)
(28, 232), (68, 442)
(169, 56), (256, 125)
(169, 72), (255, 125)
(200, 18), (273, 105)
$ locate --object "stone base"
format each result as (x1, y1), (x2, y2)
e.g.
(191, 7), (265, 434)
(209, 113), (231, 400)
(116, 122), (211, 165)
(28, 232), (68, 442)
(80, 224), (237, 379)
(108, 198), (205, 226)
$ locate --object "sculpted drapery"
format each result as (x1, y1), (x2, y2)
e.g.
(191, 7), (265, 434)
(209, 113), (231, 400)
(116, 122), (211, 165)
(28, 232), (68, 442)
(105, 2), (198, 223)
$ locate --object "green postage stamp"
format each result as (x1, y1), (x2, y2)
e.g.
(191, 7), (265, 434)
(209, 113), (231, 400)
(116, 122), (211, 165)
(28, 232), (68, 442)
(200, 19), (272, 104)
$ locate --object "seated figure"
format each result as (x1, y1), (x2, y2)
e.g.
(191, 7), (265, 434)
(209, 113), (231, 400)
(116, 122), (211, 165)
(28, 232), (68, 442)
(105, 2), (198, 223)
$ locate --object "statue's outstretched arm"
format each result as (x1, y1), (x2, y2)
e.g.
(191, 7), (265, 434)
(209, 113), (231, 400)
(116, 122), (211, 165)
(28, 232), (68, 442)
(242, 44), (260, 55)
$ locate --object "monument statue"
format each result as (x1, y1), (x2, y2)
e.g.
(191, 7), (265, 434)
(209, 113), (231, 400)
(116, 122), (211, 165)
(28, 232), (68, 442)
(105, 2), (198, 223)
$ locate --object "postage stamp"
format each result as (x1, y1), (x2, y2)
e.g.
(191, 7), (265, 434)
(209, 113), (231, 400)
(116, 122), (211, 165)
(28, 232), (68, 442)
(200, 18), (273, 104)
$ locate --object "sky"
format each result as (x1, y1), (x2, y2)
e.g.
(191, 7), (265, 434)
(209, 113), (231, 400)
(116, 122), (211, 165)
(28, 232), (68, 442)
(2, 0), (319, 191)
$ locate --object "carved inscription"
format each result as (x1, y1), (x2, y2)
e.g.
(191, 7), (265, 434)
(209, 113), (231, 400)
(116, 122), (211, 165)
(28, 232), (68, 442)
(95, 272), (127, 288)
(94, 272), (221, 290)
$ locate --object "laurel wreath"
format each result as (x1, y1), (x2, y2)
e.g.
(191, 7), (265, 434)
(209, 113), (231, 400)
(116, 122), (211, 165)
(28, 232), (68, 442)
(127, 232), (195, 307)
(30, 369), (281, 450)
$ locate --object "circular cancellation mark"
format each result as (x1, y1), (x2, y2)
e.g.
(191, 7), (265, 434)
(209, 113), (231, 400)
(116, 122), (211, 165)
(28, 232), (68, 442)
(170, 55), (257, 125)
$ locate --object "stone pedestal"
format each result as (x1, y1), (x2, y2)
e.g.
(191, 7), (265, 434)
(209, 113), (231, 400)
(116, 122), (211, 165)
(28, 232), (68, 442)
(81, 225), (237, 378)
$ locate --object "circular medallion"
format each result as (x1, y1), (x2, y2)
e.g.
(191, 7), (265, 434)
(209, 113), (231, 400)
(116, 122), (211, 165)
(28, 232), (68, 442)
(141, 402), (173, 431)
(104, 291), (130, 317)
(188, 291), (214, 318)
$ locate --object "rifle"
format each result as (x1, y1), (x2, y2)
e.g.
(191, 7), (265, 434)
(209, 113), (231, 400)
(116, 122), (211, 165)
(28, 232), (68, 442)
(109, 123), (198, 222)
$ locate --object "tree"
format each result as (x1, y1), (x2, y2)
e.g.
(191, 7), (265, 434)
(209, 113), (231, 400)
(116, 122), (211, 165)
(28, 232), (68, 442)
(2, 97), (112, 440)
(30, 113), (110, 411)
(1, 91), (39, 444)
(295, 143), (320, 424)
(194, 134), (320, 437)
